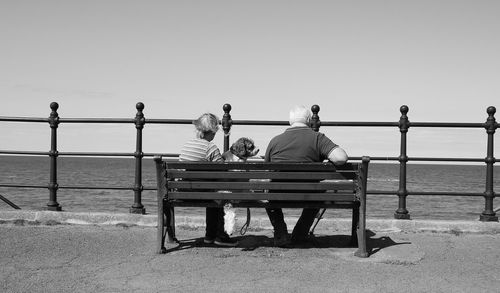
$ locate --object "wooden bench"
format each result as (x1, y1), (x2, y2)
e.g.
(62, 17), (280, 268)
(154, 156), (370, 257)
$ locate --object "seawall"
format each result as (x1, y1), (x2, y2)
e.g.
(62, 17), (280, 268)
(1, 210), (499, 234)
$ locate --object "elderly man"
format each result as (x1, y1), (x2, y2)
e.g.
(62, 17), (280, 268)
(265, 105), (348, 247)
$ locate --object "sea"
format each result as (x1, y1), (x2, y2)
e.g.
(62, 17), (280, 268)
(1, 156), (499, 221)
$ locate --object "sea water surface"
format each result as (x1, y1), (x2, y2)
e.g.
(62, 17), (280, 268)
(1, 156), (498, 221)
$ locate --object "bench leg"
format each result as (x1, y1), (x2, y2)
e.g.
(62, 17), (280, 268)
(165, 203), (177, 243)
(354, 200), (368, 258)
(157, 200), (167, 254)
(350, 208), (359, 247)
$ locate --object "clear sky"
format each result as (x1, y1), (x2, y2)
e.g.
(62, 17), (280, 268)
(1, 0), (499, 161)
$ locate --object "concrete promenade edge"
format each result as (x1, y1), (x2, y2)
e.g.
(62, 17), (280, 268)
(1, 210), (499, 234)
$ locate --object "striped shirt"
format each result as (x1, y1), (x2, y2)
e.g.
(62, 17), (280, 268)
(179, 138), (223, 162)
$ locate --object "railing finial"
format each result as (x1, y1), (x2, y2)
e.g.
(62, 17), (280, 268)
(400, 105), (409, 116)
(222, 103), (232, 152)
(50, 102), (59, 112)
(310, 104), (320, 132)
(311, 104), (320, 114)
(134, 102), (145, 130)
(223, 103), (232, 113)
(49, 102), (59, 127)
(399, 105), (410, 133)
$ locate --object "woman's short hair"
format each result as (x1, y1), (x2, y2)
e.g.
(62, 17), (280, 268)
(193, 113), (220, 138)
(289, 105), (311, 125)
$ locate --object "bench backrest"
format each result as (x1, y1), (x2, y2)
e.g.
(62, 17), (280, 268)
(155, 157), (370, 202)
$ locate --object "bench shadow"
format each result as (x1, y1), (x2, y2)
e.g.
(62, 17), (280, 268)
(164, 230), (411, 256)
(365, 230), (411, 255)
(163, 237), (200, 254)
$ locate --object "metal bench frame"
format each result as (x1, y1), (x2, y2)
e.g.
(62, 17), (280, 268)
(154, 156), (370, 257)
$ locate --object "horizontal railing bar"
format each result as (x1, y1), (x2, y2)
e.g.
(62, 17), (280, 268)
(367, 190), (485, 196)
(223, 120), (485, 128)
(0, 151), (180, 157)
(143, 118), (194, 124)
(367, 190), (397, 195)
(0, 117), (48, 122)
(0, 152), (492, 162)
(0, 184), (47, 188)
(407, 191), (485, 196)
(410, 122), (485, 128)
(0, 184), (133, 190)
(0, 150), (49, 155)
(144, 153), (180, 157)
(0, 184), (486, 197)
(0, 116), (490, 129)
(349, 156), (398, 161)
(409, 157), (486, 162)
(231, 120), (290, 126)
(59, 118), (135, 123)
(58, 152), (135, 157)
(58, 186), (133, 190)
(349, 156), (490, 163)
(321, 121), (399, 127)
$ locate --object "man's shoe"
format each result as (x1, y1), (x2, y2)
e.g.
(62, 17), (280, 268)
(274, 232), (290, 247)
(214, 236), (238, 247)
(204, 237), (215, 244)
(290, 234), (317, 248)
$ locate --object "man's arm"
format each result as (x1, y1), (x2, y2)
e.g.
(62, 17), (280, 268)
(328, 147), (348, 166)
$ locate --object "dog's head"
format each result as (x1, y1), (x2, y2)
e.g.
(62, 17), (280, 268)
(230, 137), (260, 160)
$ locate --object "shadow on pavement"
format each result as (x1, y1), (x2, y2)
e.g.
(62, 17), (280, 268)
(165, 230), (410, 256)
(366, 230), (412, 256)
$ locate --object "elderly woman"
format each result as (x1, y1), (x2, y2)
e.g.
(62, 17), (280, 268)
(179, 113), (238, 247)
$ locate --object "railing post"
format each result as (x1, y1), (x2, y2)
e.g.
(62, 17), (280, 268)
(130, 102), (146, 214)
(47, 102), (62, 211)
(222, 103), (232, 152)
(395, 105), (410, 219)
(311, 105), (321, 132)
(480, 106), (498, 221)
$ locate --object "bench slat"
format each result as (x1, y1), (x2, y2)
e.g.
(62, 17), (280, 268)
(166, 170), (356, 180)
(168, 181), (355, 191)
(168, 191), (357, 201)
(165, 161), (359, 172)
(169, 200), (359, 209)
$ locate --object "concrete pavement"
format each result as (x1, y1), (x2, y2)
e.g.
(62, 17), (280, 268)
(0, 210), (499, 292)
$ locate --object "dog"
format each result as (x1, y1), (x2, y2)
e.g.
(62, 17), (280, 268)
(222, 137), (260, 162)
(221, 137), (260, 235)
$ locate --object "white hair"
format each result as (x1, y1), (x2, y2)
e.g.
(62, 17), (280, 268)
(289, 105), (311, 126)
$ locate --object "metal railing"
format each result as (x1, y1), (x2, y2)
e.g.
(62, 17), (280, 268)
(0, 102), (497, 221)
